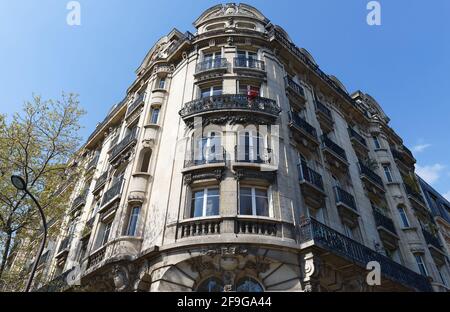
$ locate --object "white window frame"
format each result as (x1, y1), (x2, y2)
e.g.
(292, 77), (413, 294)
(383, 164), (393, 183)
(127, 206), (141, 236)
(191, 187), (220, 218)
(238, 130), (268, 162)
(397, 206), (410, 228)
(200, 85), (223, 98)
(373, 136), (381, 149)
(239, 186), (271, 217)
(101, 221), (112, 246)
(414, 254), (428, 276)
(150, 107), (160, 124)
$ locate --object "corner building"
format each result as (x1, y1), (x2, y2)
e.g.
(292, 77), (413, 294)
(39, 3), (450, 292)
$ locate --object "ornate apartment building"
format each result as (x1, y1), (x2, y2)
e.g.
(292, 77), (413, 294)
(11, 3), (450, 292)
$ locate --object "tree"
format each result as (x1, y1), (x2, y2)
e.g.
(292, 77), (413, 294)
(0, 93), (85, 286)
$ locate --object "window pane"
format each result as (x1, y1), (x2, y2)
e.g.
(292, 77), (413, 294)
(236, 277), (263, 292)
(212, 86), (222, 96)
(150, 109), (159, 124)
(191, 190), (204, 218)
(205, 196), (219, 216)
(239, 194), (253, 215)
(201, 88), (210, 98)
(255, 189), (267, 197)
(240, 187), (252, 196)
(255, 196), (269, 217)
(127, 207), (141, 236)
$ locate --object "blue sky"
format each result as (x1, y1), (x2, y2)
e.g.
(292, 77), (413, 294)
(0, 0), (449, 198)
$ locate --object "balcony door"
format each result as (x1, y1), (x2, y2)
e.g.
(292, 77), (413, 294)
(194, 131), (222, 165)
(237, 50), (257, 68)
(237, 130), (267, 163)
(203, 52), (222, 70)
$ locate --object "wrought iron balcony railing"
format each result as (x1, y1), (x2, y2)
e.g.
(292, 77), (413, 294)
(179, 94), (280, 119)
(298, 163), (324, 191)
(234, 145), (272, 164)
(315, 100), (333, 121)
(109, 127), (138, 162)
(71, 189), (89, 211)
(195, 58), (228, 74)
(86, 154), (99, 172)
(321, 136), (348, 162)
(373, 209), (397, 235)
(358, 162), (384, 190)
(233, 57), (265, 71)
(334, 186), (357, 212)
(289, 113), (318, 140)
(298, 218), (432, 292)
(93, 171), (108, 193)
(101, 177), (123, 207)
(184, 149), (226, 168)
(422, 228), (443, 250)
(125, 93), (145, 117)
(284, 76), (305, 98)
(348, 127), (367, 148)
(404, 183), (426, 206)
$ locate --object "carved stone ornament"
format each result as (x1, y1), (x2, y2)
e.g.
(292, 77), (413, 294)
(112, 265), (130, 292)
(183, 169), (224, 185)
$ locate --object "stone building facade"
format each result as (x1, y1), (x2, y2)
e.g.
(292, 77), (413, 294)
(15, 3), (450, 292)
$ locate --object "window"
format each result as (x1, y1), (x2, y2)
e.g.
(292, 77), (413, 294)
(373, 136), (381, 149)
(397, 206), (410, 228)
(127, 206), (141, 236)
(238, 83), (260, 97)
(194, 132), (222, 164)
(237, 131), (267, 162)
(158, 78), (166, 89)
(101, 221), (112, 246)
(239, 187), (269, 217)
(235, 277), (264, 292)
(200, 85), (222, 98)
(383, 165), (393, 183)
(191, 188), (220, 218)
(414, 254), (428, 276)
(150, 108), (160, 124)
(236, 50), (260, 69)
(438, 265), (448, 286)
(343, 224), (354, 239)
(197, 277), (224, 292)
(140, 149), (152, 172)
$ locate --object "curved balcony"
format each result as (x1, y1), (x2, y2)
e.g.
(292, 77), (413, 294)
(195, 58), (228, 76)
(183, 148), (227, 172)
(177, 217), (222, 239)
(179, 94), (281, 125)
(233, 57), (265, 72)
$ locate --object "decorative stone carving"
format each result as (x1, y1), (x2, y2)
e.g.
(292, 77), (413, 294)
(112, 265), (130, 292)
(301, 252), (321, 292)
(234, 169), (276, 183)
(183, 169), (224, 185)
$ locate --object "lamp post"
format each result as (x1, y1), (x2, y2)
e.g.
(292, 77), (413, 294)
(11, 175), (47, 292)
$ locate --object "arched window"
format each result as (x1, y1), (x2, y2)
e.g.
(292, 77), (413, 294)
(235, 277), (264, 292)
(197, 277), (223, 292)
(140, 149), (152, 172)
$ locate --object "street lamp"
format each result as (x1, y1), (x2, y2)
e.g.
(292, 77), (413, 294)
(11, 175), (48, 292)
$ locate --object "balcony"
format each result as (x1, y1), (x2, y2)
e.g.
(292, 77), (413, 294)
(348, 127), (368, 153)
(179, 94), (281, 125)
(298, 218), (432, 292)
(233, 57), (265, 72)
(85, 154), (99, 173)
(55, 237), (70, 259)
(195, 58), (228, 76)
(358, 162), (385, 194)
(92, 171), (108, 194)
(404, 183), (428, 211)
(321, 136), (348, 168)
(87, 245), (107, 269)
(125, 93), (145, 118)
(100, 178), (123, 209)
(392, 147), (415, 169)
(298, 163), (326, 207)
(315, 100), (334, 132)
(422, 228), (443, 251)
(288, 113), (319, 148)
(284, 76), (306, 109)
(235, 217), (281, 237)
(334, 186), (358, 219)
(177, 217), (222, 239)
(109, 127), (138, 164)
(184, 148), (226, 169)
(234, 145), (273, 167)
(71, 189), (89, 212)
(373, 209), (399, 246)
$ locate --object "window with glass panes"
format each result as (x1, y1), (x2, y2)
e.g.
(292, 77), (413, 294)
(102, 221), (112, 246)
(236, 50), (257, 68)
(200, 85), (222, 98)
(150, 107), (160, 124)
(127, 206), (141, 236)
(191, 188), (220, 218)
(239, 187), (269, 217)
(414, 254), (428, 276)
(194, 131), (221, 164)
(383, 164), (393, 182)
(237, 130), (267, 162)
